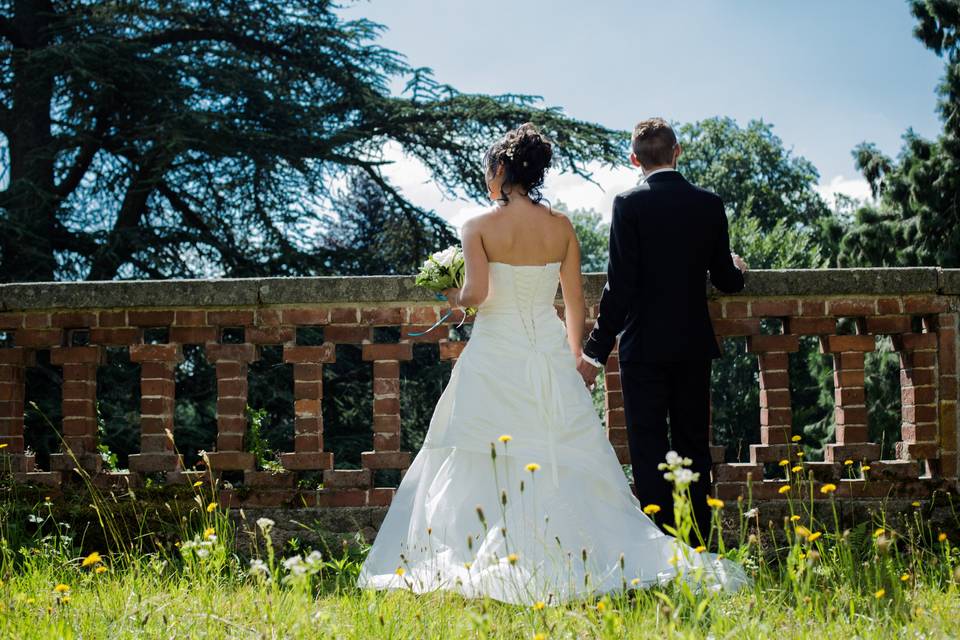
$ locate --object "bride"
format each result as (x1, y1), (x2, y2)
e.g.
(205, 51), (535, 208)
(356, 123), (746, 605)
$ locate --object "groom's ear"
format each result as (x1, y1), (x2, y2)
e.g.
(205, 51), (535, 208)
(629, 152), (642, 168)
(673, 143), (683, 164)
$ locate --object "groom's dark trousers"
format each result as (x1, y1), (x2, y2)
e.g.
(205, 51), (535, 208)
(582, 170), (745, 538)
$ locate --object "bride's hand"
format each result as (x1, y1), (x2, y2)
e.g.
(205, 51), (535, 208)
(441, 288), (461, 309)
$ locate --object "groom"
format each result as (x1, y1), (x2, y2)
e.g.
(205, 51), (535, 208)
(577, 118), (747, 538)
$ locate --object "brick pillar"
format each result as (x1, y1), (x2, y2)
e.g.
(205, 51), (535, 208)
(938, 313), (958, 480)
(360, 343), (413, 474)
(48, 346), (104, 474)
(128, 344), (183, 473)
(204, 343), (257, 471)
(894, 332), (941, 466)
(605, 347), (630, 465)
(747, 334), (799, 465)
(820, 334), (880, 462)
(0, 348), (34, 472)
(281, 343), (335, 470)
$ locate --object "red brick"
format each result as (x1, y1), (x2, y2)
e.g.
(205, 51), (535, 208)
(22, 313), (51, 328)
(902, 423), (938, 441)
(217, 378), (248, 398)
(902, 368), (936, 387)
(367, 488), (396, 506)
(712, 318), (761, 336)
(901, 385), (936, 405)
(785, 317), (836, 335)
(828, 299), (877, 317)
(170, 310), (206, 326)
(294, 380), (323, 400)
(206, 343), (257, 363)
(294, 398), (321, 417)
(204, 310), (252, 326)
(760, 408), (792, 427)
(834, 423), (869, 442)
(824, 442), (880, 463)
(330, 307), (359, 324)
(373, 378), (400, 396)
(361, 307), (403, 325)
(128, 452), (180, 473)
(723, 301), (750, 318)
(293, 362), (323, 382)
(14, 329), (62, 348)
(283, 344), (335, 364)
(169, 326), (218, 344)
(362, 343), (413, 362)
(748, 443), (791, 463)
(361, 450), (412, 469)
(895, 333), (939, 352)
(820, 335), (875, 353)
(835, 387), (866, 405)
(605, 372), (621, 391)
(294, 417), (323, 436)
(293, 433), (323, 451)
(89, 327), (142, 345)
(128, 310), (175, 326)
(0, 348), (33, 366)
(759, 388), (791, 408)
(903, 296), (950, 314)
(255, 309), (283, 326)
(707, 301), (721, 318)
(141, 378), (175, 397)
(746, 334), (800, 353)
(865, 315), (912, 335)
(51, 312), (97, 328)
(896, 441), (940, 460)
(800, 300), (827, 317)
(903, 350), (937, 368)
(373, 397), (400, 415)
(373, 415), (401, 434)
(606, 409), (626, 427)
(374, 433), (401, 450)
(323, 468), (372, 489)
(216, 397), (247, 416)
(903, 405), (938, 423)
(373, 361), (400, 378)
(324, 325), (372, 343)
(0, 313), (24, 329)
(281, 308), (331, 326)
(406, 307), (440, 324)
(246, 326), (295, 345)
(279, 451), (334, 470)
(751, 299), (800, 317)
(205, 451), (256, 470)
(877, 298), (903, 315)
(714, 462), (764, 483)
(314, 489), (367, 508)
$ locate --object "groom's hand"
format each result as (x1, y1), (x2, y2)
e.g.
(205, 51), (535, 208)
(731, 253), (749, 272)
(576, 356), (600, 389)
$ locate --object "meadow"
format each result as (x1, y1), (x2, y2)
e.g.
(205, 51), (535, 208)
(2, 445), (960, 639)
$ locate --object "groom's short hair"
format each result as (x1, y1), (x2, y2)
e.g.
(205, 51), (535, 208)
(632, 118), (677, 167)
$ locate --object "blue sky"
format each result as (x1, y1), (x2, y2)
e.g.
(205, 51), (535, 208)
(339, 0), (945, 224)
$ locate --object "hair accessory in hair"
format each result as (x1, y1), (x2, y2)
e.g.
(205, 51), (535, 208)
(523, 161), (528, 167)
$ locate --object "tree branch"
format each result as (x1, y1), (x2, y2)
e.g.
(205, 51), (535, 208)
(130, 28), (297, 61)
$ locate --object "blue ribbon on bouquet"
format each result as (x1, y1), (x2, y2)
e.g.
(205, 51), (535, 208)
(407, 293), (466, 337)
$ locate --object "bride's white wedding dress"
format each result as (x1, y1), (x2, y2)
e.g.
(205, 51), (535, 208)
(357, 261), (747, 604)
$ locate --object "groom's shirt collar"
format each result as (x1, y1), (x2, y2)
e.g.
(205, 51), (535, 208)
(640, 167), (679, 182)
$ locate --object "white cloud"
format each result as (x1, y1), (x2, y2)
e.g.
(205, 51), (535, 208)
(815, 174), (874, 204)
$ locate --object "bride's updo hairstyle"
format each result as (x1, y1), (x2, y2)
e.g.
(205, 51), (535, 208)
(484, 123), (553, 204)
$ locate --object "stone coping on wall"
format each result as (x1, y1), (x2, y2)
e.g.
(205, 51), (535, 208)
(1, 268), (958, 311)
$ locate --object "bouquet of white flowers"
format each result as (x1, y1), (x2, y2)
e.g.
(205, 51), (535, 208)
(412, 246), (476, 333)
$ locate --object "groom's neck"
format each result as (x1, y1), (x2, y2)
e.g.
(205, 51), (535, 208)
(641, 163), (675, 174)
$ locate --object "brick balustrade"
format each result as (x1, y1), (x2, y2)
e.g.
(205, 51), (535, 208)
(0, 268), (958, 509)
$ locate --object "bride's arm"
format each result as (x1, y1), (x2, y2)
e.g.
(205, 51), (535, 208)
(453, 219), (489, 308)
(559, 220), (586, 358)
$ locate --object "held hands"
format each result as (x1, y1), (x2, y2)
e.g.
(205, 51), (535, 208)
(731, 253), (749, 272)
(576, 355), (600, 389)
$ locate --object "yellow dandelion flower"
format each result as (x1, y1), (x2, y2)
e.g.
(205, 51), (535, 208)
(695, 545), (706, 553)
(796, 451), (804, 458)
(533, 601), (545, 610)
(94, 566), (107, 574)
(668, 555), (677, 566)
(938, 532), (947, 542)
(844, 459), (853, 466)
(778, 485), (791, 495)
(0, 443), (7, 449)
(206, 502), (217, 513)
(911, 501), (921, 507)
(525, 463), (540, 473)
(53, 584), (70, 593)
(203, 527), (215, 539)
(395, 567), (405, 576)
(778, 459), (789, 467)
(875, 588), (885, 599)
(874, 528), (885, 538)
(498, 434), (512, 443)
(60, 596), (71, 604)
(81, 551), (101, 568)
(596, 600), (607, 612)
(791, 435), (801, 442)
(861, 465), (871, 472)
(463, 562), (472, 570)
(795, 525), (811, 539)
(508, 553), (519, 565)
(820, 483), (837, 494)
(706, 497), (724, 509)
(808, 532), (822, 542)
(791, 465), (803, 473)
(192, 480), (203, 488)
(901, 573), (911, 582)
(790, 514), (801, 522)
(534, 634), (547, 640)
(631, 578), (640, 586)
(798, 552), (806, 560)
(643, 504), (661, 515)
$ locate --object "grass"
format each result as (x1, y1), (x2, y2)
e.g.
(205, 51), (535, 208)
(1, 438), (960, 638)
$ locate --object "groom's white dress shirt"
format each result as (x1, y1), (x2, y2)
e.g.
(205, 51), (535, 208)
(580, 168), (677, 369)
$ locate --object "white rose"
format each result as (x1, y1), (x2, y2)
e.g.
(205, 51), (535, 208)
(434, 246), (458, 268)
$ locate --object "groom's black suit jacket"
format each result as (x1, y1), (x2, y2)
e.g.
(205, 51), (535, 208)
(582, 170), (745, 365)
